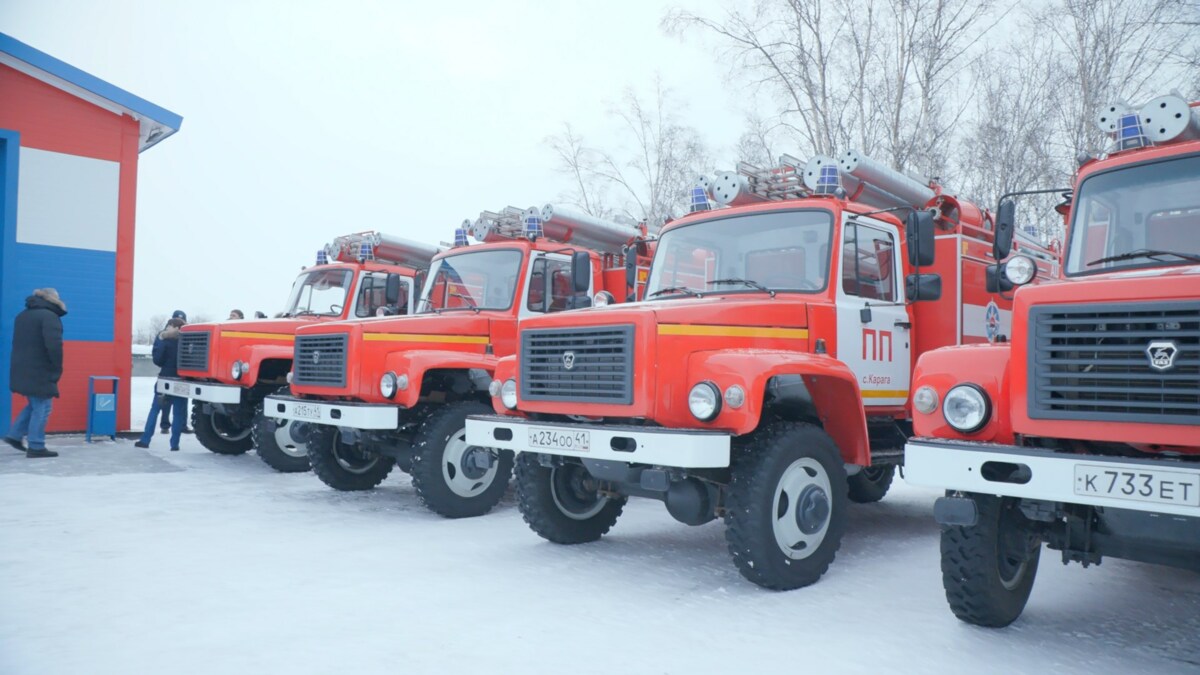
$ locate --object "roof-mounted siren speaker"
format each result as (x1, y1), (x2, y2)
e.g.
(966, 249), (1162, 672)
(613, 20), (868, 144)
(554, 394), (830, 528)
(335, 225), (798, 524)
(371, 233), (441, 268)
(835, 150), (936, 212)
(1139, 94), (1200, 144)
(539, 203), (644, 254)
(1095, 102), (1134, 136)
(709, 171), (765, 206)
(469, 217), (500, 243)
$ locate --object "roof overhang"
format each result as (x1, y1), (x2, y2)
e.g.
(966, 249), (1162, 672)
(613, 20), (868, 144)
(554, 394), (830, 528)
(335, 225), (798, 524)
(0, 32), (182, 152)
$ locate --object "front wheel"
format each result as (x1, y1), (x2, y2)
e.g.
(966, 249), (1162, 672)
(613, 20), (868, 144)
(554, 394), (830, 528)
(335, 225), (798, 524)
(410, 401), (514, 518)
(847, 465), (896, 504)
(251, 387), (310, 473)
(941, 493), (1041, 627)
(724, 421), (848, 590)
(307, 425), (394, 491)
(515, 453), (625, 544)
(192, 401), (253, 455)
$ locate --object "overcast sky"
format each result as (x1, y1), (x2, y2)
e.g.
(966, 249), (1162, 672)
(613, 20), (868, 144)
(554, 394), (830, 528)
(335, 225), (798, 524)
(3, 0), (745, 325)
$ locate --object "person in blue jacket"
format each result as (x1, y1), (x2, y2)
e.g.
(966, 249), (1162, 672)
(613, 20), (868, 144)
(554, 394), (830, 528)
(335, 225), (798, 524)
(158, 309), (188, 434)
(135, 317), (187, 451)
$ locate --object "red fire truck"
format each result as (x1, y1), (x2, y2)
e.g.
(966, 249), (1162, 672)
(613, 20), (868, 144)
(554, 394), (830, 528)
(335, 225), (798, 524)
(156, 232), (437, 472)
(262, 206), (652, 518)
(465, 152), (1056, 589)
(903, 95), (1200, 626)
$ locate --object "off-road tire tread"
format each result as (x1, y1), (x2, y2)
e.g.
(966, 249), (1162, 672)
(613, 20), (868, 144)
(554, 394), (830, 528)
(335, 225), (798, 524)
(307, 425), (395, 491)
(847, 465), (896, 504)
(251, 387), (311, 473)
(514, 453), (625, 544)
(410, 401), (513, 518)
(940, 493), (1040, 628)
(191, 401), (253, 455)
(724, 420), (848, 590)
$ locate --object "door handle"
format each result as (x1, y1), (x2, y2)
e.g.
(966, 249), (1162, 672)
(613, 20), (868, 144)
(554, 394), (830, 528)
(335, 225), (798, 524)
(894, 320), (912, 329)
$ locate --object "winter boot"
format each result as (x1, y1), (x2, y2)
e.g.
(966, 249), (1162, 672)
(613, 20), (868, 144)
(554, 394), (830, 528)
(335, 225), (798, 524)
(26, 448), (58, 458)
(4, 437), (25, 452)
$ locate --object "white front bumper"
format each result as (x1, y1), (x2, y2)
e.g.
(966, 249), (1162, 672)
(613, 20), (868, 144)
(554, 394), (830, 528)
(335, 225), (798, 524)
(155, 377), (242, 404)
(465, 415), (731, 468)
(905, 440), (1200, 518)
(263, 395), (399, 430)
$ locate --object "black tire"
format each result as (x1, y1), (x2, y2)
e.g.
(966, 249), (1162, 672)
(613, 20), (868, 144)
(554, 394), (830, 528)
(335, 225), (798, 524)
(191, 401), (253, 455)
(410, 401), (514, 518)
(307, 425), (394, 491)
(514, 453), (625, 544)
(847, 465), (896, 504)
(724, 421), (848, 590)
(941, 493), (1041, 627)
(251, 388), (311, 473)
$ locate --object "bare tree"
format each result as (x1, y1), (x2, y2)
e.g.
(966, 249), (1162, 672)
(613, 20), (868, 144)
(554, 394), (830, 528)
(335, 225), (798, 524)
(546, 79), (709, 228)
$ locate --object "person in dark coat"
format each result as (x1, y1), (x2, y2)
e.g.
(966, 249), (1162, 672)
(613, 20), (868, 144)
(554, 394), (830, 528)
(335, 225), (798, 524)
(136, 317), (188, 451)
(3, 288), (66, 458)
(158, 309), (189, 434)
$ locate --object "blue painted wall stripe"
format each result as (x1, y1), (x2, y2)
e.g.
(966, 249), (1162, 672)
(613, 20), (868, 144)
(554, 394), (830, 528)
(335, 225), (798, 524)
(10, 243), (115, 342)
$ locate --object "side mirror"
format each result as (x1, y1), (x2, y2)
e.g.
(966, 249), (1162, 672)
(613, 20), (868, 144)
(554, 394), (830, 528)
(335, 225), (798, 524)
(571, 250), (591, 294)
(625, 246), (637, 292)
(994, 200), (1016, 261)
(384, 274), (402, 305)
(905, 273), (942, 302)
(905, 209), (936, 267)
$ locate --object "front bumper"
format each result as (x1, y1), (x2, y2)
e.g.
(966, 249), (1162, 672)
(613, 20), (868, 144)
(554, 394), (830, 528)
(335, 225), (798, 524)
(905, 439), (1200, 518)
(156, 377), (242, 404)
(465, 415), (731, 468)
(263, 395), (399, 430)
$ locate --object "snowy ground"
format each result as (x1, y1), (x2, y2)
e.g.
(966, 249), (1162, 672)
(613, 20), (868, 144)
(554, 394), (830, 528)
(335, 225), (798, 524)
(1, 379), (1198, 674)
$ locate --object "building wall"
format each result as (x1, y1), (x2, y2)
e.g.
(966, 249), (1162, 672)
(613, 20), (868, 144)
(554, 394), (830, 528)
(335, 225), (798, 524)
(0, 63), (138, 433)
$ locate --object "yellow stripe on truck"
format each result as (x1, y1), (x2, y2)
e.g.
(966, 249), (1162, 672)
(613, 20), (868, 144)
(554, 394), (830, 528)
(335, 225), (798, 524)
(221, 332), (295, 341)
(362, 333), (490, 344)
(657, 324), (810, 339)
(861, 390), (909, 399)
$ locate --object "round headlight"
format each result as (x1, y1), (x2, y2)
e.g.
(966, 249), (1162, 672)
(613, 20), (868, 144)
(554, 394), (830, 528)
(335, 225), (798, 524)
(688, 382), (721, 421)
(593, 291), (615, 307)
(942, 384), (990, 433)
(913, 386), (939, 415)
(231, 361), (244, 380)
(724, 384), (746, 409)
(488, 379), (502, 397)
(1004, 255), (1036, 286)
(286, 371), (293, 385)
(379, 372), (398, 399)
(500, 379), (518, 410)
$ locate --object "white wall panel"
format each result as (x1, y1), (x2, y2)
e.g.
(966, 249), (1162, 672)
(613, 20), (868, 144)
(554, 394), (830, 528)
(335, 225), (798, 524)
(16, 147), (119, 252)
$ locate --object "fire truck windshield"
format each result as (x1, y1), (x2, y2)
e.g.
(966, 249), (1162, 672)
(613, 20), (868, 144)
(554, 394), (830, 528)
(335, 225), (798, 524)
(417, 248), (523, 313)
(645, 209), (833, 299)
(1067, 154), (1200, 275)
(283, 269), (354, 317)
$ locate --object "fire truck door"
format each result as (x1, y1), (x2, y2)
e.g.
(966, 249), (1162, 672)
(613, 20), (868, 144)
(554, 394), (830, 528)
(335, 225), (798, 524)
(835, 218), (911, 407)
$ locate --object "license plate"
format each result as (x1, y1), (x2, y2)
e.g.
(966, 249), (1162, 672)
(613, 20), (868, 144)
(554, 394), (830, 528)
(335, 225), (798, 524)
(291, 404), (324, 421)
(171, 381), (191, 396)
(1074, 464), (1200, 507)
(527, 427), (590, 453)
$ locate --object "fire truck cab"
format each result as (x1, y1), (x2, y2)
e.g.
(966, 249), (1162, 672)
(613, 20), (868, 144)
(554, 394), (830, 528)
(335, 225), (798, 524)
(156, 232), (437, 472)
(466, 152), (1056, 590)
(263, 205), (651, 519)
(903, 95), (1200, 627)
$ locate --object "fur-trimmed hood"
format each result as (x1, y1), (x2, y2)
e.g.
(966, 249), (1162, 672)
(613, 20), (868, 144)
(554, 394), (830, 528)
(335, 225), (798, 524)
(28, 288), (67, 316)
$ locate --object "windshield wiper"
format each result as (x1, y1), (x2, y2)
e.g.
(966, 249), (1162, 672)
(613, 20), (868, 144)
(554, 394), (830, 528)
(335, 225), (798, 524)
(1087, 248), (1200, 267)
(708, 278), (776, 298)
(648, 286), (703, 299)
(448, 292), (481, 313)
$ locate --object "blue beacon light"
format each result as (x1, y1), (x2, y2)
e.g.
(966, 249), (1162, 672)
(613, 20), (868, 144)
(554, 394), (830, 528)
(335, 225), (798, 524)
(689, 185), (711, 213)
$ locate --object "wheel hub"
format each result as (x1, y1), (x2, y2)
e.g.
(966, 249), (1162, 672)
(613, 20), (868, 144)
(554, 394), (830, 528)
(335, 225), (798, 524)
(458, 446), (491, 480)
(795, 484), (829, 535)
(441, 429), (499, 498)
(550, 464), (607, 521)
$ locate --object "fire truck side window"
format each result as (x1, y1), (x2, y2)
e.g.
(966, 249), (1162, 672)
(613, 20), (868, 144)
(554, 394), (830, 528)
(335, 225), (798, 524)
(526, 257), (574, 313)
(841, 224), (896, 302)
(354, 274), (408, 318)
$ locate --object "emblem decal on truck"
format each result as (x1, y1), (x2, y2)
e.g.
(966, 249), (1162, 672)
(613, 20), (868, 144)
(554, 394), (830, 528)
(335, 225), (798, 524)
(1146, 340), (1178, 372)
(562, 351), (576, 370)
(312, 351), (321, 365)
